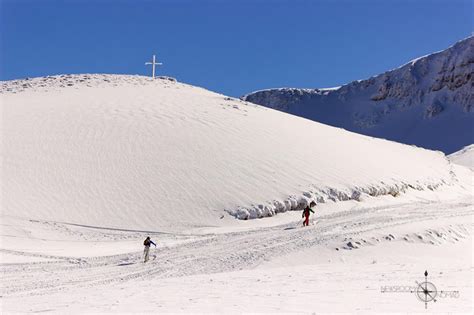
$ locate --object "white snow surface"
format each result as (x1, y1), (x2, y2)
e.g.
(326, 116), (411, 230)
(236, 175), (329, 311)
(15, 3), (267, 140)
(1, 74), (470, 227)
(449, 144), (474, 169)
(1, 74), (473, 313)
(1, 192), (472, 313)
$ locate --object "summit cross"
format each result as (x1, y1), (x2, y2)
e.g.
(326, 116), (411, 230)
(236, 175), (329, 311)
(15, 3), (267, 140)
(145, 54), (163, 79)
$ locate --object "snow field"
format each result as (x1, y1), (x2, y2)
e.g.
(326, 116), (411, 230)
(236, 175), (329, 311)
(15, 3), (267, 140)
(1, 74), (473, 313)
(449, 144), (474, 169)
(1, 193), (472, 313)
(2, 74), (470, 228)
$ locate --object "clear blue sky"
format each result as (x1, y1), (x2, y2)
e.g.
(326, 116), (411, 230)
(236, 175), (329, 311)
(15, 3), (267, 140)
(1, 0), (472, 96)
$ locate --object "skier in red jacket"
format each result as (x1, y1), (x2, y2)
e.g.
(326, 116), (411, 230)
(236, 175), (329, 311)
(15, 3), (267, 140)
(302, 201), (316, 227)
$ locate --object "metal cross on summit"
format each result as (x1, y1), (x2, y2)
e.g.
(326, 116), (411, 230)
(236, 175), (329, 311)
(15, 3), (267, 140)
(145, 54), (163, 79)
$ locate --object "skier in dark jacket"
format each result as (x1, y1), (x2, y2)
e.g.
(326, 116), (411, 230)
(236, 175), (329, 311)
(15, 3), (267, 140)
(143, 236), (156, 262)
(302, 201), (316, 227)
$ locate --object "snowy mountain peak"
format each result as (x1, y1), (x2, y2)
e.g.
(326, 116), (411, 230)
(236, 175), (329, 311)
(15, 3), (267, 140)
(2, 72), (473, 314)
(242, 37), (474, 153)
(3, 73), (472, 229)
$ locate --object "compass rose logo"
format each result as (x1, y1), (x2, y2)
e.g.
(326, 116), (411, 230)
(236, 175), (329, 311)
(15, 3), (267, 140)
(380, 270), (460, 310)
(415, 270), (437, 309)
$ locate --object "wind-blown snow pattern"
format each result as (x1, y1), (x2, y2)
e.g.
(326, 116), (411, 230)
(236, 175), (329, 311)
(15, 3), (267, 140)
(1, 74), (473, 313)
(242, 37), (474, 154)
(1, 74), (469, 226)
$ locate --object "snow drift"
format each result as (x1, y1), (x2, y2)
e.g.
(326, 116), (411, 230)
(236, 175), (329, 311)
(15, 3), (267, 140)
(1, 74), (470, 229)
(448, 144), (474, 169)
(242, 37), (474, 154)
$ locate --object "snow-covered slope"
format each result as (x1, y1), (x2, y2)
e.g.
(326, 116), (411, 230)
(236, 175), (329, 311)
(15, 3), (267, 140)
(1, 74), (471, 230)
(1, 74), (473, 313)
(448, 144), (474, 169)
(242, 37), (474, 154)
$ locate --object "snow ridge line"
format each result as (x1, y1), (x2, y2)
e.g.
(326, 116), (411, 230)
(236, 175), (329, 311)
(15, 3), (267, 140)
(0, 74), (178, 94)
(225, 180), (448, 220)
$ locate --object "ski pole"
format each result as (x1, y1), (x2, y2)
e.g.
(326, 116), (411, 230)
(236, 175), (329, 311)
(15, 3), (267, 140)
(296, 217), (304, 227)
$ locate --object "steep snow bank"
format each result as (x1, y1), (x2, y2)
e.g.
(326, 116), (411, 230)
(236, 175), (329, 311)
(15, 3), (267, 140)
(1, 74), (471, 229)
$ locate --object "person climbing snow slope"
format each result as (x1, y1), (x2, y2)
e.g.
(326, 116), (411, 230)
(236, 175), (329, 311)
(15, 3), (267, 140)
(302, 201), (316, 227)
(143, 236), (156, 262)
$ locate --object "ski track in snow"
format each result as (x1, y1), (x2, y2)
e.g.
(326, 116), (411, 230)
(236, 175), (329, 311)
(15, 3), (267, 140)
(1, 74), (473, 312)
(2, 198), (472, 300)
